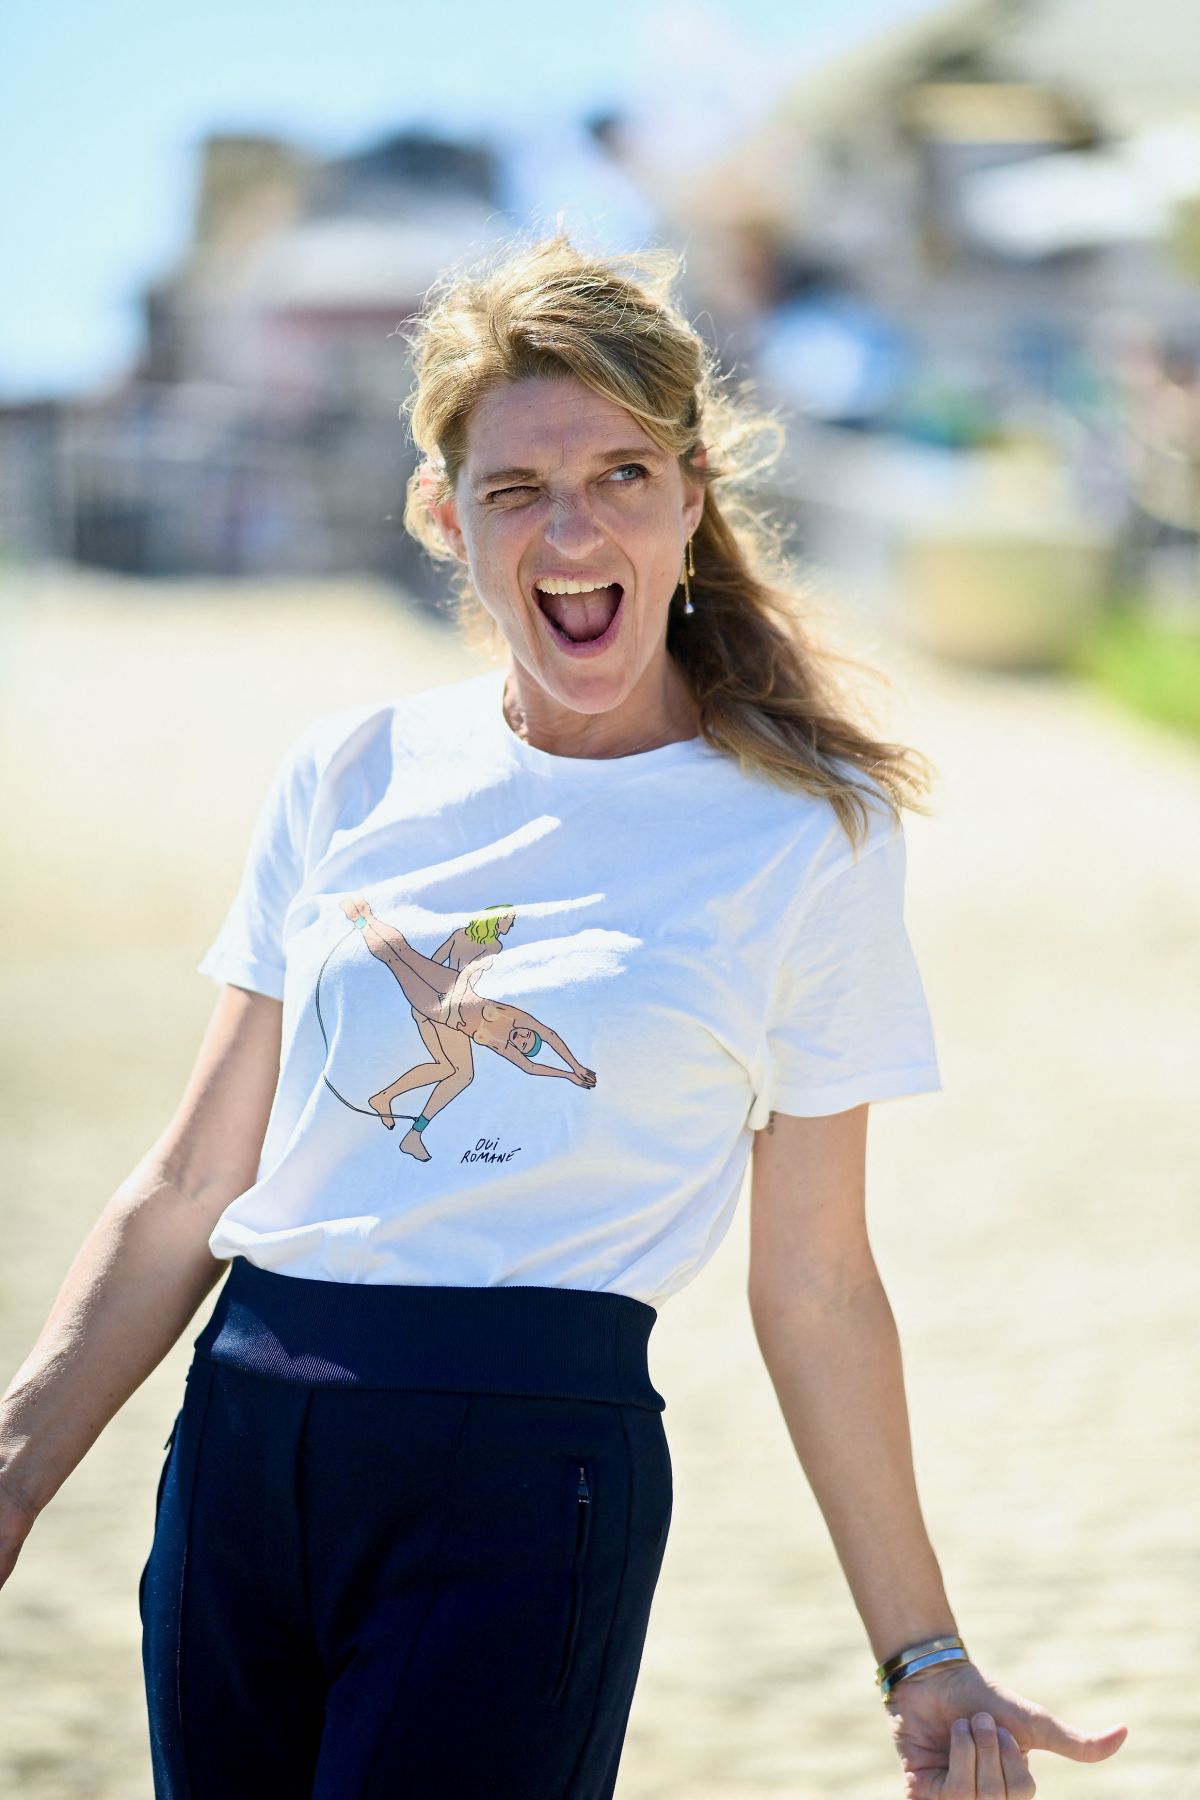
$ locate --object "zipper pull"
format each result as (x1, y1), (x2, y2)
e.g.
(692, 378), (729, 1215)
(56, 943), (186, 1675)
(577, 1465), (590, 1503)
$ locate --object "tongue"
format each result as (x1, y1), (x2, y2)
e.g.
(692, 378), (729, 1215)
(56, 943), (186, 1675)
(539, 585), (620, 643)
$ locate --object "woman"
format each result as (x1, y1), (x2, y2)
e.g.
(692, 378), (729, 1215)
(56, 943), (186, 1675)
(0, 234), (1127, 1798)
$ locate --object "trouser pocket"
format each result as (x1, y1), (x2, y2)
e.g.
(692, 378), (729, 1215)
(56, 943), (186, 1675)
(547, 1458), (593, 1706)
(138, 1410), (182, 1622)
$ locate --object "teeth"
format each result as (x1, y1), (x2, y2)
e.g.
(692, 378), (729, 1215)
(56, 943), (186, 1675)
(535, 579), (617, 596)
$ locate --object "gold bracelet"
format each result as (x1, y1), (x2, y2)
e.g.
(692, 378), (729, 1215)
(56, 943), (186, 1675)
(876, 1633), (967, 1683)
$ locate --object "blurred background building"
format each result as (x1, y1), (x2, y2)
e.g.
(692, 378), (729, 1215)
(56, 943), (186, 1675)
(2, 0), (1199, 692)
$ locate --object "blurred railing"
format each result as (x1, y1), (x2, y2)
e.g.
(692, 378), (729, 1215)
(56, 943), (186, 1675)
(0, 380), (445, 600)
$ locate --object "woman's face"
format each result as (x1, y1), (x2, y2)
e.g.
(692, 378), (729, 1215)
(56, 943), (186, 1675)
(430, 373), (705, 723)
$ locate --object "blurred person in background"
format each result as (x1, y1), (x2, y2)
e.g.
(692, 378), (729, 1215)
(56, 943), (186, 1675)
(0, 235), (1129, 1800)
(1114, 333), (1200, 601)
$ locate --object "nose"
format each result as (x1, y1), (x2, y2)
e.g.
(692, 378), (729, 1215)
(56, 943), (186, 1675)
(543, 491), (606, 558)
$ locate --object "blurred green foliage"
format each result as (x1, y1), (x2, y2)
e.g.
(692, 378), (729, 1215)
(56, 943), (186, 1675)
(1072, 596), (1200, 742)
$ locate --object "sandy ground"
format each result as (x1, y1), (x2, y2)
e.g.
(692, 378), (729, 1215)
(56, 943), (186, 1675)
(0, 564), (1196, 1798)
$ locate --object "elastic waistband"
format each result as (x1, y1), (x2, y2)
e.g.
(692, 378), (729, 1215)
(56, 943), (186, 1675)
(192, 1257), (666, 1412)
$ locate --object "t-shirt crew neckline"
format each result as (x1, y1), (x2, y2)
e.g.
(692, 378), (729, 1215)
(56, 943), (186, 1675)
(481, 663), (711, 776)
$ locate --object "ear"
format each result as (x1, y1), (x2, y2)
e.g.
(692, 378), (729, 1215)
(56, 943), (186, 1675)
(419, 460), (468, 562)
(682, 441), (708, 537)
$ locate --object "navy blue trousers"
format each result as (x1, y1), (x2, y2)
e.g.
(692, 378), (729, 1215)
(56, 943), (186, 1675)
(139, 1258), (673, 1799)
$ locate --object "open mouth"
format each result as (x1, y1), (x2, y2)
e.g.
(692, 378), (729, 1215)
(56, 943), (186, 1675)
(533, 582), (624, 649)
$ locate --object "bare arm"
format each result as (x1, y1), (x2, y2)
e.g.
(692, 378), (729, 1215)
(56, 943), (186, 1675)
(747, 1105), (958, 1671)
(527, 1021), (584, 1072)
(498, 1012), (592, 1080)
(491, 1042), (579, 1078)
(0, 983), (284, 1592)
(749, 1107), (1129, 1788)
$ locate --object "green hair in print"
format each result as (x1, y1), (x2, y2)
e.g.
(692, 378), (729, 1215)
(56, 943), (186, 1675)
(463, 904), (515, 946)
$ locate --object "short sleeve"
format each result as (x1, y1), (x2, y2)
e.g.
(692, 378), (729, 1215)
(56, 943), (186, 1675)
(195, 726), (318, 1001)
(748, 815), (943, 1128)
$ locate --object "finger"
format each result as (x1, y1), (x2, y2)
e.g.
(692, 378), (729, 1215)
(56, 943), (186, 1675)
(1027, 1711), (1129, 1762)
(971, 1712), (1006, 1797)
(943, 1716), (976, 1800)
(997, 1725), (1036, 1797)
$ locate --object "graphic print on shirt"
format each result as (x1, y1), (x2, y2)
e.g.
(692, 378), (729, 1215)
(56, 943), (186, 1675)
(314, 895), (598, 1163)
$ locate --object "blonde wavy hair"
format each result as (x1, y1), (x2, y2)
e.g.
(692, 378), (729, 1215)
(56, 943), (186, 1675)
(463, 905), (514, 946)
(400, 232), (936, 853)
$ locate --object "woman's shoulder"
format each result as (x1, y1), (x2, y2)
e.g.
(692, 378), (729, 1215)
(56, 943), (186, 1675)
(285, 668), (501, 786)
(706, 743), (896, 847)
(700, 752), (903, 920)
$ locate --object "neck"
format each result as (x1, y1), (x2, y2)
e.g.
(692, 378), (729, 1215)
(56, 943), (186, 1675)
(501, 655), (700, 760)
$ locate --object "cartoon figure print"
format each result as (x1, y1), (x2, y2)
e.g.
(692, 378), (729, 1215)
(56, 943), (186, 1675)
(340, 895), (597, 1162)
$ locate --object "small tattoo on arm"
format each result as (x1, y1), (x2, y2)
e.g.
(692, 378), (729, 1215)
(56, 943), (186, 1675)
(766, 1111), (776, 1135)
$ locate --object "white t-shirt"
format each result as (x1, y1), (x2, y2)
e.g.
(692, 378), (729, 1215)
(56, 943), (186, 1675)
(197, 665), (942, 1307)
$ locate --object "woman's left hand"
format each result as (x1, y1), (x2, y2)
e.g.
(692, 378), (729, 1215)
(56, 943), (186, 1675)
(883, 1661), (1128, 1796)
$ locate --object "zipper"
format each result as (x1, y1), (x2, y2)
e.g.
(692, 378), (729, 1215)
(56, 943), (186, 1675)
(549, 1462), (592, 1704)
(140, 1412), (182, 1621)
(150, 1412), (182, 1524)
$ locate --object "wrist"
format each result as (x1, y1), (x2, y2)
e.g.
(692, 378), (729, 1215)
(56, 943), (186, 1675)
(873, 1622), (960, 1669)
(0, 1442), (45, 1528)
(875, 1631), (972, 1704)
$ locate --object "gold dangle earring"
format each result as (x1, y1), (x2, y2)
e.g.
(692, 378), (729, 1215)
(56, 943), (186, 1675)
(681, 535), (695, 615)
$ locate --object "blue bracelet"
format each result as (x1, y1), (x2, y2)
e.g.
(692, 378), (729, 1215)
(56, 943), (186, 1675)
(878, 1645), (971, 1702)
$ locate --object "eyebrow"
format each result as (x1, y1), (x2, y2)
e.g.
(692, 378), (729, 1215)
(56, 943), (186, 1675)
(472, 446), (666, 493)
